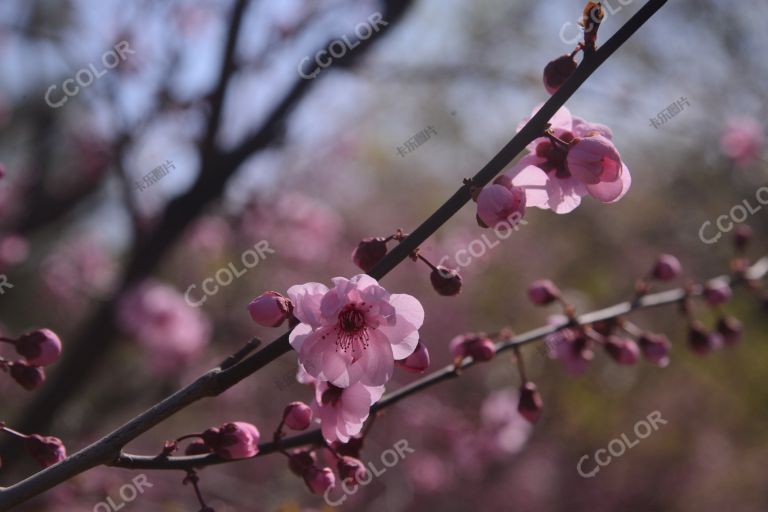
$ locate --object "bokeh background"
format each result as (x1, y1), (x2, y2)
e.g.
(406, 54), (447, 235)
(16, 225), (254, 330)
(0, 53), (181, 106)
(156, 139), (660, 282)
(1, 0), (767, 510)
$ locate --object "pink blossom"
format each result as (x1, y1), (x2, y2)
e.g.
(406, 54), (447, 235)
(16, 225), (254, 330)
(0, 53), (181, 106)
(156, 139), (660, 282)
(508, 105), (630, 214)
(720, 117), (764, 166)
(288, 274), (424, 387)
(480, 389), (532, 454)
(313, 380), (384, 443)
(476, 179), (526, 228)
(118, 282), (211, 374)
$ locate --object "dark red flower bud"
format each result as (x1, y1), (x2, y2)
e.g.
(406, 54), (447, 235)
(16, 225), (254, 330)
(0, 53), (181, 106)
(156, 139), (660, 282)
(430, 266), (462, 296)
(14, 329), (62, 367)
(527, 279), (561, 306)
(352, 237), (388, 272)
(337, 455), (367, 483)
(703, 280), (733, 307)
(638, 333), (671, 367)
(604, 336), (640, 365)
(288, 450), (316, 476)
(651, 254), (682, 281)
(396, 341), (430, 373)
(716, 315), (742, 346)
(543, 55), (577, 95)
(734, 225), (752, 251)
(451, 334), (496, 362)
(518, 382), (543, 424)
(688, 321), (714, 355)
(25, 434), (66, 467)
(10, 362), (45, 390)
(303, 466), (335, 495)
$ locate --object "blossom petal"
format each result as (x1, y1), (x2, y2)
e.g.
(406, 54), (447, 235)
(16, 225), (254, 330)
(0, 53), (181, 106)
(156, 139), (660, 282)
(378, 294), (424, 360)
(586, 163), (631, 203)
(287, 282), (328, 327)
(356, 330), (394, 386)
(510, 163), (550, 209)
(545, 177), (587, 214)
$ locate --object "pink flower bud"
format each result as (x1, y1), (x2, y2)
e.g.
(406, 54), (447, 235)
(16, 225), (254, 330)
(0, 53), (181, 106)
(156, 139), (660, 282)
(716, 315), (742, 346)
(283, 401), (313, 431)
(202, 421), (260, 460)
(303, 466), (336, 495)
(25, 434), (66, 467)
(184, 440), (212, 456)
(703, 280), (732, 307)
(14, 329), (62, 367)
(247, 291), (293, 327)
(396, 340), (430, 373)
(688, 321), (714, 355)
(734, 225), (752, 251)
(352, 237), (388, 272)
(543, 55), (577, 95)
(518, 382), (543, 424)
(527, 279), (561, 306)
(476, 183), (526, 229)
(450, 334), (496, 362)
(10, 362), (45, 390)
(0, 163), (5, 179)
(337, 456), (367, 483)
(566, 135), (622, 185)
(604, 336), (640, 365)
(430, 266), (462, 296)
(651, 254), (682, 281)
(638, 333), (671, 367)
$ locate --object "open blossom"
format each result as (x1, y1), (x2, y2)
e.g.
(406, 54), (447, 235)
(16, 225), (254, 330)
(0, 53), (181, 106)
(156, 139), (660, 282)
(505, 105), (630, 214)
(288, 274), (424, 388)
(313, 379), (385, 443)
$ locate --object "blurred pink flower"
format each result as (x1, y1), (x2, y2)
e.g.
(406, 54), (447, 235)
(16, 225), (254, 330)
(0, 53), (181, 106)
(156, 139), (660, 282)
(720, 117), (764, 166)
(0, 234), (29, 269)
(118, 281), (211, 374)
(288, 274), (424, 387)
(187, 215), (232, 254)
(42, 238), (116, 302)
(480, 389), (533, 454)
(508, 105), (631, 213)
(240, 192), (342, 263)
(313, 380), (384, 443)
(545, 315), (593, 375)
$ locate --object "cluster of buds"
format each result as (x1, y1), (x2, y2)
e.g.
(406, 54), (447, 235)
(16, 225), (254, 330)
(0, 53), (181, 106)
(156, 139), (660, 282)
(163, 421), (261, 461)
(287, 449), (336, 495)
(0, 423), (67, 468)
(0, 328), (62, 390)
(353, 231), (463, 297)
